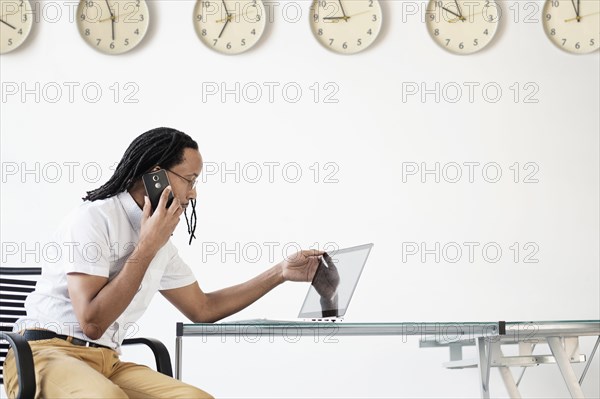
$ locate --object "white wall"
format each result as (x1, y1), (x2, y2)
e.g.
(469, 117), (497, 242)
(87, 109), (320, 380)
(1, 0), (598, 397)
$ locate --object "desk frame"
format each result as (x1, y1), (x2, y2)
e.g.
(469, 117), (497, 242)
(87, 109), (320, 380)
(175, 321), (599, 398)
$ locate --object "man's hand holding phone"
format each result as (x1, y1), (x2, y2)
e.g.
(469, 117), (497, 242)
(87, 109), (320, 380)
(139, 186), (183, 255)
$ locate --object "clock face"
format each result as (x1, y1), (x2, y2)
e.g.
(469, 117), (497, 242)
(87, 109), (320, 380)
(542, 0), (600, 54)
(309, 0), (383, 54)
(425, 0), (500, 55)
(0, 0), (33, 54)
(77, 0), (150, 55)
(193, 0), (266, 55)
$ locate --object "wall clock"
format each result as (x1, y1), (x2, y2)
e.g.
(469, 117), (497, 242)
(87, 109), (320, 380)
(309, 0), (383, 54)
(193, 0), (266, 55)
(542, 0), (599, 54)
(0, 0), (33, 54)
(77, 0), (150, 55)
(425, 0), (500, 55)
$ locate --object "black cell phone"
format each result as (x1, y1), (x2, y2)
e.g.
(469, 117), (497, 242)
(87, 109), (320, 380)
(142, 170), (174, 212)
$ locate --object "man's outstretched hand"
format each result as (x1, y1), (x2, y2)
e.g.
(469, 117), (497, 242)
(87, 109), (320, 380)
(280, 249), (325, 282)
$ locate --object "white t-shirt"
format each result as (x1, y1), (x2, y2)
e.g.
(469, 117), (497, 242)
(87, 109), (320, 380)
(14, 191), (197, 351)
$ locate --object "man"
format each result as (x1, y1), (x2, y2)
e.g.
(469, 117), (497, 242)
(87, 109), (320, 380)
(5, 127), (325, 398)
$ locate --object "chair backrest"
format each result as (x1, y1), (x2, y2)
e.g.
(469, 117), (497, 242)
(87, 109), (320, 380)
(0, 267), (41, 385)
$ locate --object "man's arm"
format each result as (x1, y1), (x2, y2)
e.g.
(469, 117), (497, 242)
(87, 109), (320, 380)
(68, 188), (183, 340)
(161, 249), (323, 323)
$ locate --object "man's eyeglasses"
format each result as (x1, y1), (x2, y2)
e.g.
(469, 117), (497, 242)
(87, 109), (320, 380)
(166, 169), (198, 190)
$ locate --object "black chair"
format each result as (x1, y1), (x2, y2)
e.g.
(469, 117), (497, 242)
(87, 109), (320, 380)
(1, 266), (173, 399)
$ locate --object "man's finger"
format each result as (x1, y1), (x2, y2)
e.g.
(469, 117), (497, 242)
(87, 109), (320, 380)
(141, 195), (151, 222)
(300, 249), (325, 258)
(156, 186), (172, 212)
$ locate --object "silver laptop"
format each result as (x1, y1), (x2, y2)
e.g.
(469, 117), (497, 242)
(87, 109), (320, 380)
(228, 243), (374, 323)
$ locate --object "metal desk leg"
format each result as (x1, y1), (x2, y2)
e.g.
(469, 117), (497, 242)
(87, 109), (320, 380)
(547, 336), (585, 399)
(498, 367), (521, 399)
(175, 335), (183, 380)
(476, 337), (491, 399)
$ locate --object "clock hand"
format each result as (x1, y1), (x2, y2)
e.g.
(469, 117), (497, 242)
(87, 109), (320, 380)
(337, 0), (348, 21)
(221, 0), (231, 16)
(103, 0), (115, 40)
(99, 14), (117, 23)
(218, 16), (230, 38)
(454, 0), (464, 19)
(565, 10), (600, 21)
(215, 7), (259, 23)
(324, 8), (375, 21)
(434, 6), (464, 20)
(577, 0), (580, 21)
(570, 0), (581, 21)
(0, 18), (16, 29)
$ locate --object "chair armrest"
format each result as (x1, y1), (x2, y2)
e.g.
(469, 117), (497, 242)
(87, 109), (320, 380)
(122, 337), (173, 377)
(0, 332), (36, 399)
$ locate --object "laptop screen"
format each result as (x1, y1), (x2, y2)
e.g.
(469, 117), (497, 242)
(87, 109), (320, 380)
(297, 243), (373, 319)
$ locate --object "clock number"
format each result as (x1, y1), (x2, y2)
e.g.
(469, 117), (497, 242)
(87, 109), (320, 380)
(550, 28), (555, 36)
(434, 28), (439, 36)
(96, 38), (101, 46)
(251, 29), (256, 35)
(139, 14), (144, 21)
(372, 14), (377, 21)
(545, 13), (551, 20)
(551, 0), (558, 6)
(318, 28), (323, 36)
(591, 39), (595, 46)
(367, 28), (372, 35)
(80, 13), (86, 21)
(483, 29), (488, 35)
(459, 42), (464, 49)
(369, 0), (373, 6)
(561, 38), (566, 46)
(18, 28), (23, 35)
(255, 14), (261, 21)
(201, 29), (207, 36)
(226, 42), (232, 49)
(8, 38), (13, 46)
(473, 38), (478, 46)
(320, 0), (327, 7)
(85, 28), (90, 36)
(575, 42), (580, 49)
(21, 13), (27, 22)
(329, 38), (334, 46)
(196, 14), (203, 21)
(445, 39), (450, 46)
(124, 38), (129, 46)
(136, 0), (140, 6)
(357, 38), (362, 46)
(110, 42), (115, 49)
(213, 39), (218, 46)
(342, 42), (348, 49)
(313, 13), (319, 22)
(134, 28), (139, 35)
(241, 39), (246, 46)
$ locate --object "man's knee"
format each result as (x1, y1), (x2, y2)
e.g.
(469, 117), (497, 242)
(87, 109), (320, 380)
(89, 385), (129, 399)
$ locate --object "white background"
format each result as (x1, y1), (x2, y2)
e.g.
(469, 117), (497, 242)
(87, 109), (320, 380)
(1, 0), (599, 397)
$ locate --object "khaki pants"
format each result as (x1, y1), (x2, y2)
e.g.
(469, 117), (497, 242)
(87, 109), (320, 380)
(3, 337), (213, 399)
